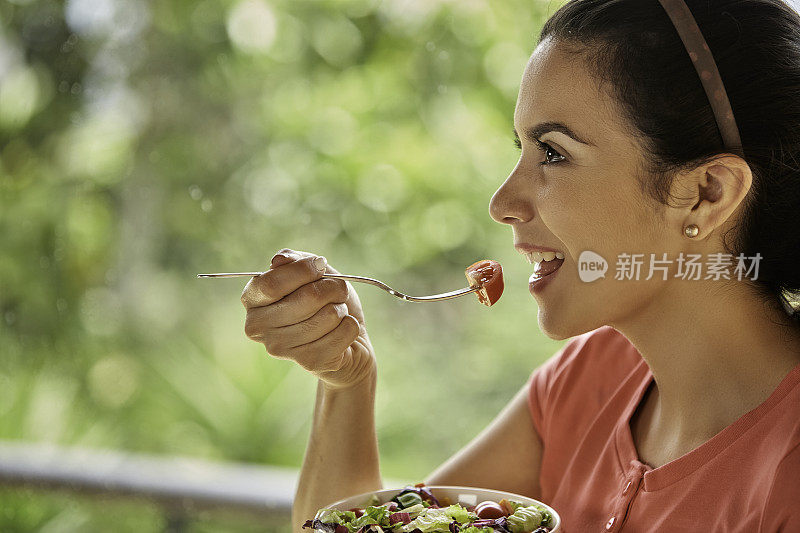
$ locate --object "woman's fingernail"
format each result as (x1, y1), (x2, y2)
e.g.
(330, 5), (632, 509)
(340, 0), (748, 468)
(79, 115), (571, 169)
(313, 256), (327, 273)
(271, 253), (291, 267)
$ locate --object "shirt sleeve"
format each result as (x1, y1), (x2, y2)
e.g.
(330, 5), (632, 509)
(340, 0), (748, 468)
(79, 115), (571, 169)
(761, 441), (800, 532)
(527, 332), (593, 445)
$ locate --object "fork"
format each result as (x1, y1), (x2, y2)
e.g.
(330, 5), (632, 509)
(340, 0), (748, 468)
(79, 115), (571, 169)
(196, 272), (480, 302)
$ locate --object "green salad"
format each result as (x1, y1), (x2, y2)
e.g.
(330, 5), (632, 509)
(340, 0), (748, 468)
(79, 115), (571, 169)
(302, 485), (553, 533)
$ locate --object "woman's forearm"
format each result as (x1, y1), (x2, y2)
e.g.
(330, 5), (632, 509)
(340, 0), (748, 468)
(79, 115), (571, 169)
(291, 369), (382, 532)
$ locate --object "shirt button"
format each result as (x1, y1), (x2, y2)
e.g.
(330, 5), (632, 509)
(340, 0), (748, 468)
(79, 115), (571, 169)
(622, 481), (632, 495)
(606, 516), (616, 530)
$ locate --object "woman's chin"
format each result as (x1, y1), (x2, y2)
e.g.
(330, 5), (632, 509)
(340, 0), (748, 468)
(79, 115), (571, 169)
(537, 310), (573, 340)
(538, 309), (602, 341)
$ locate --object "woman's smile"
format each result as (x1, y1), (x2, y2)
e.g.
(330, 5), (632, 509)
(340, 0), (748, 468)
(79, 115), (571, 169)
(513, 242), (567, 294)
(529, 254), (564, 283)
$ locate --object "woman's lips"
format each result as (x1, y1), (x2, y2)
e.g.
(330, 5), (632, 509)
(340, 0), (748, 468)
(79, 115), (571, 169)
(529, 263), (561, 294)
(530, 257), (565, 282)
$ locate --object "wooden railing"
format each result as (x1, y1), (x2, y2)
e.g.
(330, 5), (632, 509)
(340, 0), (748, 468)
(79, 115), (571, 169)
(0, 440), (408, 531)
(0, 440), (297, 529)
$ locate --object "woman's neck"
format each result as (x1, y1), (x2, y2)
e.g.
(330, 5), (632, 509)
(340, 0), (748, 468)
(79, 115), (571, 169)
(612, 280), (800, 460)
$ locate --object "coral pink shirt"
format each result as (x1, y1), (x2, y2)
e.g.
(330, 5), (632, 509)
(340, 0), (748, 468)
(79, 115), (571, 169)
(527, 325), (800, 532)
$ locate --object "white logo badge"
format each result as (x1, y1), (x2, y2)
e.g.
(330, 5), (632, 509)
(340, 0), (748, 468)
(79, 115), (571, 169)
(578, 250), (607, 282)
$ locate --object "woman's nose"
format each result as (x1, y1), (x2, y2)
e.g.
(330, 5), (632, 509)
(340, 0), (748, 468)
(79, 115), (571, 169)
(489, 170), (534, 225)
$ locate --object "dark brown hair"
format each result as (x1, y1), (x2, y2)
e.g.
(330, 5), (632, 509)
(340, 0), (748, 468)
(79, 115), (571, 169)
(539, 0), (800, 320)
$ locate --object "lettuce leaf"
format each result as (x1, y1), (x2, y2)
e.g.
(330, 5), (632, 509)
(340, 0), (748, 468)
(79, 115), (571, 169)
(399, 503), (425, 519)
(398, 509), (452, 533)
(398, 505), (477, 532)
(352, 505), (392, 529)
(442, 504), (476, 524)
(506, 505), (543, 533)
(314, 509), (357, 525)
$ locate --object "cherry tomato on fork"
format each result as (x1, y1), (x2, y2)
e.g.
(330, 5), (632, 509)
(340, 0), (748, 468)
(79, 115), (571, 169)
(465, 259), (504, 306)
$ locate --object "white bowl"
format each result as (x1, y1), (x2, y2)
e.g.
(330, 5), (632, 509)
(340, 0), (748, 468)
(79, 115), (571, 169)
(321, 485), (561, 532)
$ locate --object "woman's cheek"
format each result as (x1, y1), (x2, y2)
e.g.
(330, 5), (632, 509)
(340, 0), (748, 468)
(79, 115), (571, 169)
(536, 171), (584, 225)
(542, 171), (618, 266)
(532, 169), (562, 205)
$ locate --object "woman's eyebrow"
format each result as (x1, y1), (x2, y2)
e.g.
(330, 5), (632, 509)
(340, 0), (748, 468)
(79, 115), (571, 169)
(513, 121), (593, 146)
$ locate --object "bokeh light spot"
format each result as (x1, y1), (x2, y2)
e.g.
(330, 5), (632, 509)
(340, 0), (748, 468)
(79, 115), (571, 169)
(24, 374), (78, 442)
(483, 41), (529, 97)
(421, 200), (472, 251)
(89, 354), (141, 409)
(356, 163), (408, 213)
(56, 115), (135, 182)
(226, 0), (277, 55)
(66, 0), (150, 42)
(306, 107), (357, 156)
(244, 166), (299, 217)
(0, 66), (40, 130)
(310, 15), (363, 68)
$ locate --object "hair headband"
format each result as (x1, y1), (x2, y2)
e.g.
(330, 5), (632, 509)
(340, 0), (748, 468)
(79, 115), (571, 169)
(657, 0), (744, 157)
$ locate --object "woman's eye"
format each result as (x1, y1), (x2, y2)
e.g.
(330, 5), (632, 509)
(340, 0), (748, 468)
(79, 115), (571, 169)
(512, 136), (566, 166)
(533, 139), (566, 166)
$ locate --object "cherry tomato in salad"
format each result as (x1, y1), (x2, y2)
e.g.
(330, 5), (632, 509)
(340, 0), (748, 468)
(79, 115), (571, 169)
(465, 259), (504, 306)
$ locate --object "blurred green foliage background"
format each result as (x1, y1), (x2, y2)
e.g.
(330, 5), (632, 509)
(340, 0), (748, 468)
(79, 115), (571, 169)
(0, 0), (567, 530)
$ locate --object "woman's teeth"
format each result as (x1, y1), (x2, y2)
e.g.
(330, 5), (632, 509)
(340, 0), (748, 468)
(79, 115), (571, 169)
(524, 250), (566, 282)
(523, 251), (565, 264)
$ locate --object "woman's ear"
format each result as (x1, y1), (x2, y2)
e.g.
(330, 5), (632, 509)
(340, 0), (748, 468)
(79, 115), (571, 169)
(669, 155), (753, 240)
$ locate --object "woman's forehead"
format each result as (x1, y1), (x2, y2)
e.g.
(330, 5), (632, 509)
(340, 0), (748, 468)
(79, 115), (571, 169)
(515, 39), (626, 145)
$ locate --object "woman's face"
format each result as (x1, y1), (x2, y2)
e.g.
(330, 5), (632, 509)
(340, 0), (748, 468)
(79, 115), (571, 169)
(489, 38), (682, 340)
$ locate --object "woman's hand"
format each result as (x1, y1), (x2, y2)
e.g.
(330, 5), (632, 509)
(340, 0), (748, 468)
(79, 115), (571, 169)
(241, 248), (376, 390)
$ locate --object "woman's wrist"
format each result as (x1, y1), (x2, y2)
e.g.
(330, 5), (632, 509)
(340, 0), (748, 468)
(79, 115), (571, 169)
(320, 363), (377, 396)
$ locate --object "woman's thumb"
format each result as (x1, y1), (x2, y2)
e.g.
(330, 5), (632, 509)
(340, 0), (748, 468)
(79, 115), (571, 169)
(270, 251), (296, 269)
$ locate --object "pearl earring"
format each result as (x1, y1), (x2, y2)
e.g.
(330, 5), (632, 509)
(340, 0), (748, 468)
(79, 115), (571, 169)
(684, 224), (699, 238)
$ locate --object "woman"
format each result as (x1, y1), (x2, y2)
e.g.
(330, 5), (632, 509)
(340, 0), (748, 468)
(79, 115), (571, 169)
(240, 0), (800, 530)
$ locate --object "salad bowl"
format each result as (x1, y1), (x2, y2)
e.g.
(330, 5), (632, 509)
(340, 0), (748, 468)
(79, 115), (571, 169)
(307, 484), (561, 532)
